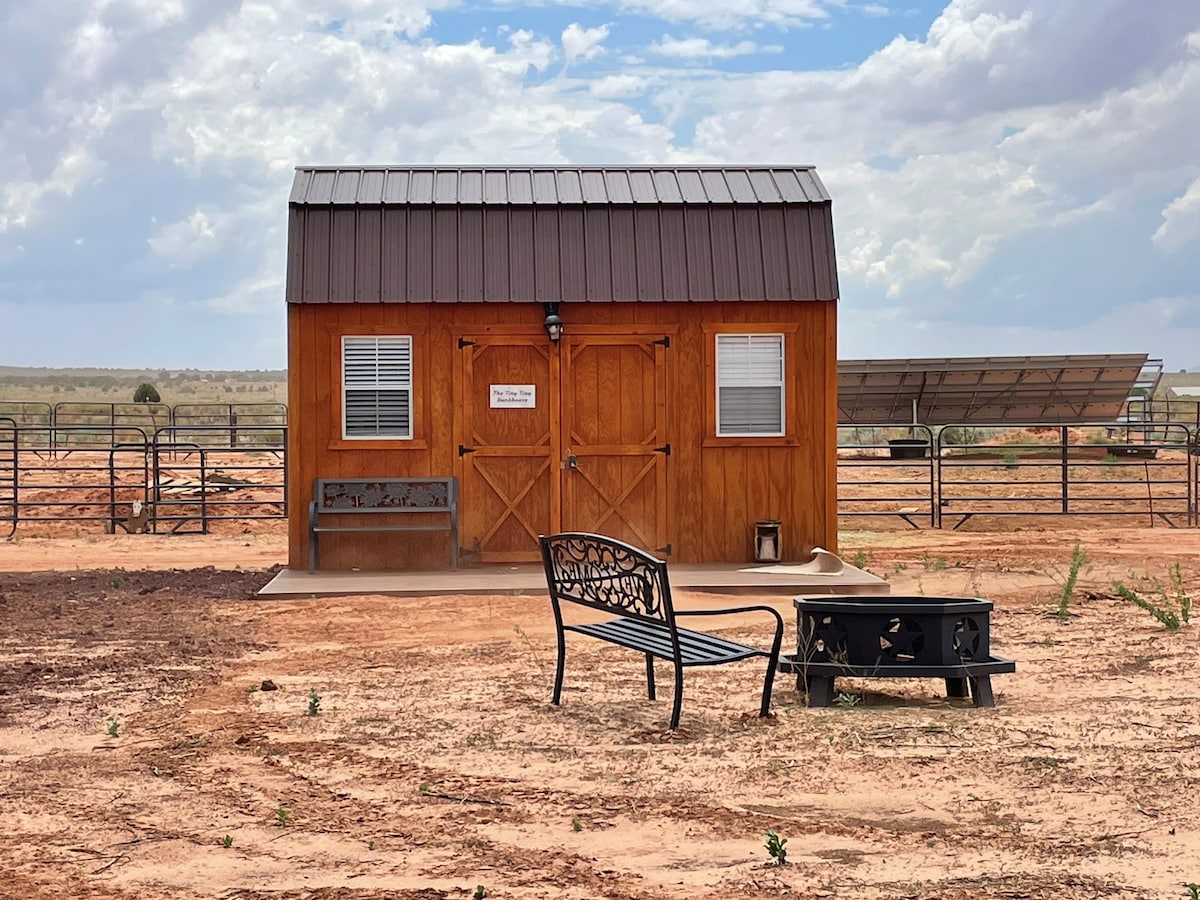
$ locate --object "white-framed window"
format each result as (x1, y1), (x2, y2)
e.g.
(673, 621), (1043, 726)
(715, 333), (785, 436)
(342, 335), (413, 439)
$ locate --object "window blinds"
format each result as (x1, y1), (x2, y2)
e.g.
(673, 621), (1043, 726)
(342, 336), (412, 438)
(716, 334), (784, 435)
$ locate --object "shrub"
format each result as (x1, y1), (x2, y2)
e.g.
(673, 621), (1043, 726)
(133, 383), (161, 404)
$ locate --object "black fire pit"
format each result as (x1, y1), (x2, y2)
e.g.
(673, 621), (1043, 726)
(780, 595), (1015, 707)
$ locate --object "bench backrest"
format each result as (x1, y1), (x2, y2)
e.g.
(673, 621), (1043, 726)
(539, 532), (676, 628)
(313, 478), (457, 514)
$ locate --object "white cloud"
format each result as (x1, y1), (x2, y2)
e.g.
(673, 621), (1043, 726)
(682, 0), (1200, 310)
(1, 0), (1199, 370)
(1153, 175), (1200, 253)
(0, 148), (101, 232)
(588, 73), (653, 98)
(842, 294), (1200, 364)
(205, 269), (285, 316)
(148, 208), (222, 267)
(562, 22), (610, 63)
(648, 35), (775, 59)
(609, 0), (835, 29)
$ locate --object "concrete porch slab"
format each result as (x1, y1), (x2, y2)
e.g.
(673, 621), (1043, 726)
(257, 562), (889, 599)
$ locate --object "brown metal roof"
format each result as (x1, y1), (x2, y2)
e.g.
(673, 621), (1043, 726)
(837, 354), (1154, 425)
(290, 166), (831, 206)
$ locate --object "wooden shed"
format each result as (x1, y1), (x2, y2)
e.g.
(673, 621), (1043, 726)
(286, 165), (840, 571)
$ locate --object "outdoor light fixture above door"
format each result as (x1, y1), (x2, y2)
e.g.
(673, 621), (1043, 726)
(542, 302), (564, 343)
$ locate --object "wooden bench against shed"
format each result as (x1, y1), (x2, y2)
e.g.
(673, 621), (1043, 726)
(308, 478), (458, 573)
(539, 532), (784, 730)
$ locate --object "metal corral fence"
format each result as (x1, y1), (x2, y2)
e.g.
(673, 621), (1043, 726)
(0, 402), (288, 453)
(837, 424), (939, 528)
(0, 402), (52, 448)
(8, 424), (287, 535)
(172, 403), (288, 447)
(0, 417), (15, 537)
(838, 422), (1199, 529)
(3, 410), (1198, 535)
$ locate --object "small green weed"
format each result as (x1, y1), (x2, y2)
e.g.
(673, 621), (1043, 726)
(307, 689), (321, 716)
(276, 807), (291, 826)
(106, 716), (120, 737)
(850, 549), (869, 570)
(221, 835), (233, 848)
(1114, 582), (1181, 630)
(368, 840), (376, 851)
(833, 692), (861, 709)
(1170, 562), (1192, 624)
(764, 829), (788, 866)
(892, 562), (908, 574)
(921, 555), (947, 572)
(1056, 540), (1087, 624)
(110, 574), (123, 589)
(571, 817), (583, 832)
(1186, 883), (1199, 900)
(473, 886), (487, 900)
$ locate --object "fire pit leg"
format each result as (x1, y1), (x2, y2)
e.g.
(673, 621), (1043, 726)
(945, 677), (970, 699)
(805, 675), (836, 707)
(969, 676), (995, 708)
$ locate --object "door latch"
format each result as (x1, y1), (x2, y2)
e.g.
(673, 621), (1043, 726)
(565, 453), (578, 470)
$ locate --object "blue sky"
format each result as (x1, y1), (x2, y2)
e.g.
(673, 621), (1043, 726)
(2, 0), (1199, 370)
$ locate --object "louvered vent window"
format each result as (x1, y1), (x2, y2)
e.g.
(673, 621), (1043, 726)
(716, 334), (785, 436)
(342, 336), (412, 439)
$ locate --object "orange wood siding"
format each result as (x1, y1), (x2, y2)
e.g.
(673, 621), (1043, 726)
(288, 300), (837, 570)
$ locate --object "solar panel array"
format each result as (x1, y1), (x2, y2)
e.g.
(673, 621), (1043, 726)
(837, 354), (1156, 425)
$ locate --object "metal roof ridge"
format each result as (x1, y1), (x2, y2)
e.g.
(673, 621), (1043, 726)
(292, 163), (823, 172)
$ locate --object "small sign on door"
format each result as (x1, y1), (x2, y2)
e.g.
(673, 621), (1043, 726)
(490, 384), (536, 408)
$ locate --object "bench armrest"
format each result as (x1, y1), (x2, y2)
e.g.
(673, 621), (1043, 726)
(308, 499), (319, 531)
(675, 605), (785, 656)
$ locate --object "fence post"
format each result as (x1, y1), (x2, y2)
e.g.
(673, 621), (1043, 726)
(1060, 425), (1069, 514)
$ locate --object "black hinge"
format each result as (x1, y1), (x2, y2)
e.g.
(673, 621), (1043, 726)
(656, 543), (673, 556)
(653, 444), (671, 455)
(458, 338), (476, 349)
(652, 336), (670, 348)
(458, 444), (476, 456)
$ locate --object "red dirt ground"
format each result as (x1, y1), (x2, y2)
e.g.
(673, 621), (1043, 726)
(1, 521), (1198, 899)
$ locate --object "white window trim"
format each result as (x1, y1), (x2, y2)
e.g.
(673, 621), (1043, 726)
(341, 335), (414, 440)
(715, 333), (786, 437)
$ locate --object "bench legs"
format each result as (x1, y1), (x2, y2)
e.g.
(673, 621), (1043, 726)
(556, 638), (770, 731)
(643, 655), (685, 731)
(760, 658), (778, 719)
(669, 662), (684, 731)
(552, 629), (567, 708)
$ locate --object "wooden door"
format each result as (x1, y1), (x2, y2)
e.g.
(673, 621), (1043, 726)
(457, 336), (558, 563)
(560, 334), (670, 554)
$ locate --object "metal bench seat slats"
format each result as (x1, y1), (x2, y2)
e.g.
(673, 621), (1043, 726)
(566, 618), (764, 666)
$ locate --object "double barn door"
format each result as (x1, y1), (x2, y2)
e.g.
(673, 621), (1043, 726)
(456, 330), (670, 563)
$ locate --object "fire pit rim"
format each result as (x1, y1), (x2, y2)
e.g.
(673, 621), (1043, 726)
(793, 594), (993, 616)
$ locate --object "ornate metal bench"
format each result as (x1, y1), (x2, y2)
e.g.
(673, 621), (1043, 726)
(308, 477), (458, 572)
(539, 532), (783, 730)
